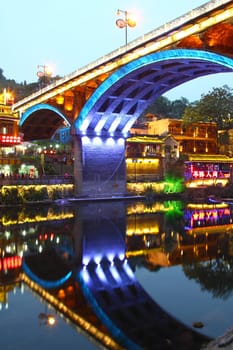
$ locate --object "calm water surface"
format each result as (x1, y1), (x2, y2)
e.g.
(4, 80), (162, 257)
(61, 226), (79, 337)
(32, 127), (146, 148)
(135, 265), (233, 338)
(0, 285), (99, 350)
(0, 200), (233, 349)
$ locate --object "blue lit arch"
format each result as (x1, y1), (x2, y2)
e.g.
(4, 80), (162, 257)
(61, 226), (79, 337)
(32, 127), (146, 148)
(22, 261), (72, 289)
(74, 49), (233, 136)
(19, 103), (71, 127)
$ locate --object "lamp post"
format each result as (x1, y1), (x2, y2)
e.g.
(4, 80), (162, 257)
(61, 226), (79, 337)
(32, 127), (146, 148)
(37, 65), (52, 88)
(116, 9), (136, 45)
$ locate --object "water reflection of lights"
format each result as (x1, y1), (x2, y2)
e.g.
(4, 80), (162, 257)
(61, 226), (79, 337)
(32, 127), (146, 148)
(127, 201), (183, 215)
(22, 274), (120, 349)
(38, 312), (56, 326)
(81, 254), (135, 285)
(0, 283), (24, 312)
(1, 209), (74, 227)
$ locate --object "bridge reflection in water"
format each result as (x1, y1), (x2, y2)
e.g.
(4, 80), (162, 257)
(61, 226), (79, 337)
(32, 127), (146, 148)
(1, 200), (233, 349)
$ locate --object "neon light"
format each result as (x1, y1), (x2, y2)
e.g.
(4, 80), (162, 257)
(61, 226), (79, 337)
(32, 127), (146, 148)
(22, 261), (72, 289)
(192, 170), (230, 179)
(95, 265), (108, 283)
(185, 207), (231, 229)
(0, 135), (21, 144)
(0, 256), (22, 271)
(108, 117), (121, 134)
(109, 265), (122, 283)
(94, 115), (108, 133)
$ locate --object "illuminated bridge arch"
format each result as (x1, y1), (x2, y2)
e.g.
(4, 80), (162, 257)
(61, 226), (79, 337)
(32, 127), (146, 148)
(75, 49), (233, 137)
(20, 103), (71, 141)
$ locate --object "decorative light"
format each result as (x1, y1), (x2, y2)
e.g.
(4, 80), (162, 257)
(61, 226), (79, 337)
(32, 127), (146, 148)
(116, 9), (136, 45)
(37, 65), (53, 88)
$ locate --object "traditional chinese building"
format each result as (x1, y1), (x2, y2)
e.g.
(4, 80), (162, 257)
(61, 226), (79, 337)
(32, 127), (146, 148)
(127, 116), (233, 187)
(125, 135), (179, 182)
(147, 118), (218, 154)
(0, 90), (23, 175)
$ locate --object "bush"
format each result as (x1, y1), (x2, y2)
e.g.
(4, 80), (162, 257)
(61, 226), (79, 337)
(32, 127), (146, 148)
(0, 186), (24, 205)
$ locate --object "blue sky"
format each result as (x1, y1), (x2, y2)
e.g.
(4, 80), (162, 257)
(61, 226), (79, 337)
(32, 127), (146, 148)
(1, 0), (232, 101)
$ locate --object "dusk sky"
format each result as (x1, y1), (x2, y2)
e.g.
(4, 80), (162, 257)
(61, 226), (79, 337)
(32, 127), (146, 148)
(1, 0), (232, 101)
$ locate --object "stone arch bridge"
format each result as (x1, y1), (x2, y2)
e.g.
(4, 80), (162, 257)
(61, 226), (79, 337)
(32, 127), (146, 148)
(13, 0), (233, 197)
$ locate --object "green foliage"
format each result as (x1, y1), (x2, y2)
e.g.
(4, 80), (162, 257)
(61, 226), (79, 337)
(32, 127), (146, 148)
(0, 184), (74, 205)
(0, 186), (24, 205)
(164, 173), (185, 194)
(23, 186), (49, 201)
(182, 85), (233, 129)
(143, 96), (190, 120)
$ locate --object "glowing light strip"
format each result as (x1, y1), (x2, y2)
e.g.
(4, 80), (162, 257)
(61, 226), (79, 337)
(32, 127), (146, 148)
(108, 117), (121, 134)
(22, 261), (72, 289)
(94, 115), (109, 134)
(21, 273), (121, 350)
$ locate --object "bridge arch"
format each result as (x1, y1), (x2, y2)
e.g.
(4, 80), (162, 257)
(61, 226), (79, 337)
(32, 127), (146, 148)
(20, 103), (71, 141)
(73, 49), (233, 196)
(74, 49), (233, 136)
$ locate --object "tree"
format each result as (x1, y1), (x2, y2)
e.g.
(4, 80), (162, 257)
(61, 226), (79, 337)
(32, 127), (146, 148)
(142, 96), (190, 120)
(144, 96), (172, 118)
(182, 85), (233, 129)
(170, 97), (190, 119)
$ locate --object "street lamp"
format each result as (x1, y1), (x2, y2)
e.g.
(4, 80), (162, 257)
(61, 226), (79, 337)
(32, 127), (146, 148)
(37, 65), (53, 88)
(116, 9), (136, 45)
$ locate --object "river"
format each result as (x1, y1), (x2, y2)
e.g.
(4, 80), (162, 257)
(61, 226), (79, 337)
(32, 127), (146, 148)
(0, 199), (232, 349)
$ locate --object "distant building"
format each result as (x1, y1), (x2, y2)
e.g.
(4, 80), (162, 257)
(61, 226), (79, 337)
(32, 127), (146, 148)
(0, 91), (22, 147)
(126, 135), (179, 182)
(147, 118), (218, 154)
(127, 116), (233, 187)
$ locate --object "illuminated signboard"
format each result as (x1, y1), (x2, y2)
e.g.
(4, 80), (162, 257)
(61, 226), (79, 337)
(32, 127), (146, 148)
(191, 170), (230, 179)
(0, 135), (22, 145)
(0, 256), (22, 271)
(184, 206), (232, 229)
(184, 162), (232, 180)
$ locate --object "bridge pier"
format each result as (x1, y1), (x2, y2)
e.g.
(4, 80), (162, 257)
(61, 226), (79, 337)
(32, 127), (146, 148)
(73, 134), (127, 197)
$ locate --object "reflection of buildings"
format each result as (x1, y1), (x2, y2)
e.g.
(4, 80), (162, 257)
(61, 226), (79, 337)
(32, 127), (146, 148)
(126, 201), (233, 269)
(184, 202), (232, 229)
(0, 201), (232, 349)
(0, 254), (22, 310)
(0, 206), (74, 312)
(0, 200), (219, 349)
(0, 206), (75, 287)
(0, 282), (22, 310)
